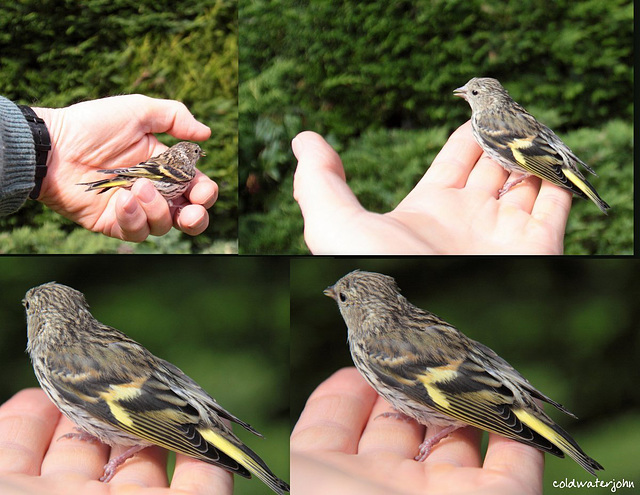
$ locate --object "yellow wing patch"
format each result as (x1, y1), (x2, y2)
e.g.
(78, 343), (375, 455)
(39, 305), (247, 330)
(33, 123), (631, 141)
(417, 359), (463, 409)
(99, 378), (146, 427)
(509, 137), (535, 168)
(510, 137), (535, 149)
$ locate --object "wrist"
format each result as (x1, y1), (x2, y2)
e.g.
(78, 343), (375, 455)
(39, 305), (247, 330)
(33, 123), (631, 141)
(18, 106), (51, 200)
(29, 107), (58, 200)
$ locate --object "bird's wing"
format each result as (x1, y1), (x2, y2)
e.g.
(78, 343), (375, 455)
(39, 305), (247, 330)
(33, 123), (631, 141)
(362, 329), (571, 459)
(478, 109), (605, 203)
(44, 340), (255, 478)
(478, 110), (576, 182)
(97, 154), (194, 183)
(156, 358), (264, 437)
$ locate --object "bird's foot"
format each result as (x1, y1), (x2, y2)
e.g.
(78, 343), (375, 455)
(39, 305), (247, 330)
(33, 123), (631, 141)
(415, 425), (460, 462)
(100, 445), (147, 482)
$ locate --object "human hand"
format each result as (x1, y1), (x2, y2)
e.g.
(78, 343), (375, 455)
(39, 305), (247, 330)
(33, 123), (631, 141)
(33, 95), (217, 242)
(292, 124), (570, 254)
(0, 388), (232, 494)
(291, 368), (543, 495)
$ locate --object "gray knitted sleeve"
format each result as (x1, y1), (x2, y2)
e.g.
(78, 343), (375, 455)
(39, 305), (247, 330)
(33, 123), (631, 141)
(0, 96), (36, 216)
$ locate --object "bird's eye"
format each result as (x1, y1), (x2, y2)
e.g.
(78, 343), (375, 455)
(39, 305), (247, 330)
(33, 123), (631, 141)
(339, 292), (347, 302)
(472, 90), (479, 95)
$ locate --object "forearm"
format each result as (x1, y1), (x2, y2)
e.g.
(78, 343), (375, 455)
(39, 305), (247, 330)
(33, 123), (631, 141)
(0, 97), (36, 215)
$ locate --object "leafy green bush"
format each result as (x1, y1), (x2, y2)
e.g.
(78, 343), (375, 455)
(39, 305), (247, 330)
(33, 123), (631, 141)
(239, 0), (633, 254)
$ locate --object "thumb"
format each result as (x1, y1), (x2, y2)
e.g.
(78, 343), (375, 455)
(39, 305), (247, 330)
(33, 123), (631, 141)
(292, 132), (365, 240)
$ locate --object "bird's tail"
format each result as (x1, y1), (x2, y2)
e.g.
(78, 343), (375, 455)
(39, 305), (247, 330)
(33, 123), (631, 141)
(78, 177), (132, 193)
(199, 428), (290, 494)
(563, 167), (610, 214)
(513, 408), (604, 476)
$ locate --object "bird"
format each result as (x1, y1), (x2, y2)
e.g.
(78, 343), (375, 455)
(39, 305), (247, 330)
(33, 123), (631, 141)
(23, 282), (289, 494)
(454, 77), (609, 213)
(79, 141), (205, 203)
(324, 269), (603, 476)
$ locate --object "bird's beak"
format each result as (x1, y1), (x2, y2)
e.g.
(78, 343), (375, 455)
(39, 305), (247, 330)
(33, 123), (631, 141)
(200, 151), (207, 157)
(453, 85), (467, 98)
(323, 286), (337, 300)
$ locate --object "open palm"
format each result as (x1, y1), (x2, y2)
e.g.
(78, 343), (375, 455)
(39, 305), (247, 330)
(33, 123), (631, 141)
(291, 368), (543, 495)
(292, 124), (571, 254)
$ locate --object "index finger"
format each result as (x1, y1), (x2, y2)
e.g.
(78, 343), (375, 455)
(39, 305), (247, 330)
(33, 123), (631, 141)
(291, 368), (378, 455)
(417, 121), (483, 189)
(0, 389), (60, 476)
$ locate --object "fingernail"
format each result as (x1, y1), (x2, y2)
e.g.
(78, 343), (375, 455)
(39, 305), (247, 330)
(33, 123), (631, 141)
(291, 134), (306, 156)
(123, 194), (138, 215)
(137, 182), (156, 203)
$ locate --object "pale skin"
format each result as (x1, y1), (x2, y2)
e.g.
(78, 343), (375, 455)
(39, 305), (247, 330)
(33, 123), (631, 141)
(292, 123), (571, 254)
(291, 367), (544, 495)
(0, 388), (232, 494)
(32, 95), (218, 242)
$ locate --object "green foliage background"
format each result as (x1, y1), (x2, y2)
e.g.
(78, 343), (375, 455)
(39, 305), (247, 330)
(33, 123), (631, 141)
(291, 258), (640, 492)
(0, 256), (289, 494)
(0, 0), (238, 253)
(239, 0), (633, 254)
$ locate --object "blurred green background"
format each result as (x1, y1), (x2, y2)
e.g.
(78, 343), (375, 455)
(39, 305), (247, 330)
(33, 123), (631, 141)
(0, 256), (289, 494)
(0, 0), (237, 253)
(291, 258), (640, 492)
(239, 0), (633, 254)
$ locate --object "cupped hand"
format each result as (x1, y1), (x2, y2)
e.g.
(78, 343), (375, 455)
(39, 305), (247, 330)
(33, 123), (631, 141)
(34, 95), (218, 242)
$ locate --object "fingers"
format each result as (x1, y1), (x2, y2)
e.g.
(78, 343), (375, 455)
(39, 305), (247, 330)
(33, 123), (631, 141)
(357, 396), (424, 460)
(0, 389), (60, 477)
(187, 171), (219, 210)
(174, 204), (210, 236)
(112, 175), (216, 241)
(417, 121), (483, 190)
(114, 181), (173, 241)
(131, 180), (173, 236)
(171, 173), (217, 235)
(171, 455), (233, 495)
(137, 95), (212, 141)
(421, 426), (483, 470)
(483, 433), (544, 492)
(531, 181), (572, 232)
(106, 445), (168, 486)
(292, 132), (366, 250)
(40, 416), (109, 481)
(291, 367), (379, 455)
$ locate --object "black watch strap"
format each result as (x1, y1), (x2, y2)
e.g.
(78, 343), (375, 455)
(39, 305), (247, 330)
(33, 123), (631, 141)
(18, 105), (51, 200)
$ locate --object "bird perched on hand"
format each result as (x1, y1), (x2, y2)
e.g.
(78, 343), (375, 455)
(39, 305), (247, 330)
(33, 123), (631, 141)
(454, 77), (609, 213)
(324, 270), (603, 476)
(23, 282), (289, 494)
(79, 141), (205, 203)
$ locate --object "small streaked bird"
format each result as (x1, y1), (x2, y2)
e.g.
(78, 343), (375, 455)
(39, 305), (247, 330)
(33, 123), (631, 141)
(79, 141), (205, 203)
(454, 77), (609, 213)
(325, 270), (603, 476)
(23, 282), (289, 494)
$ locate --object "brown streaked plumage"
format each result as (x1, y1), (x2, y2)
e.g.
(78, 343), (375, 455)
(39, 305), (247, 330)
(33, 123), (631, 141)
(454, 77), (609, 213)
(79, 141), (205, 202)
(24, 282), (289, 493)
